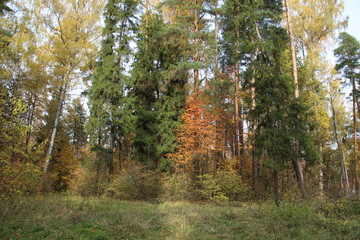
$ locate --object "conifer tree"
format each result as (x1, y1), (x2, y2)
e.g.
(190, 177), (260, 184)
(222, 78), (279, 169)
(87, 0), (139, 170)
(334, 32), (360, 194)
(130, 13), (187, 170)
(221, 0), (244, 172)
(67, 99), (87, 151)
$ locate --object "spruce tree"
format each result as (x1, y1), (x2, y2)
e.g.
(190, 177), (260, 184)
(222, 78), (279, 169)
(130, 13), (187, 170)
(87, 0), (139, 168)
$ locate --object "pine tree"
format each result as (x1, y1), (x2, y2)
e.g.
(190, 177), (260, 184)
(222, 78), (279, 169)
(334, 32), (360, 194)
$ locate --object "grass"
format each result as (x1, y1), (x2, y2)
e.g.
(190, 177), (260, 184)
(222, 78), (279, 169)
(1, 195), (360, 239)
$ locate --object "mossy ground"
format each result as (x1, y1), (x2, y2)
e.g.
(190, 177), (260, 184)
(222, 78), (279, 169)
(1, 195), (359, 239)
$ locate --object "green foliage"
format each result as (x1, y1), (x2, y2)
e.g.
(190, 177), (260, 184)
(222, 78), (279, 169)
(0, 0), (12, 15)
(160, 173), (198, 201)
(334, 32), (360, 81)
(130, 13), (187, 169)
(320, 198), (360, 219)
(333, 32), (360, 131)
(70, 165), (102, 197)
(105, 164), (161, 200)
(252, 25), (319, 171)
(67, 99), (87, 150)
(87, 0), (139, 148)
(0, 98), (44, 198)
(198, 171), (250, 202)
(69, 146), (112, 197)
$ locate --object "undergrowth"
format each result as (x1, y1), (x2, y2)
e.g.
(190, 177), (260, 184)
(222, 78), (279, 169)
(0, 195), (359, 239)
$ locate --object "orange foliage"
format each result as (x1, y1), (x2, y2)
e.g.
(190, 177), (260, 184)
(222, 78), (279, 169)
(169, 90), (226, 174)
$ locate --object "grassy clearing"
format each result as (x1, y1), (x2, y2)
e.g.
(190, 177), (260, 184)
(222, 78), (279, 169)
(1, 195), (359, 240)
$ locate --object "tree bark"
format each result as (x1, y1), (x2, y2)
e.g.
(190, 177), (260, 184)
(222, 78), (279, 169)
(291, 156), (307, 198)
(233, 28), (244, 175)
(43, 84), (67, 172)
(318, 146), (324, 198)
(25, 94), (36, 150)
(284, 0), (307, 198)
(214, 10), (219, 77)
(352, 78), (359, 194)
(330, 93), (349, 195)
(233, 64), (240, 173)
(193, 0), (200, 89)
(284, 0), (299, 98)
(250, 49), (259, 195)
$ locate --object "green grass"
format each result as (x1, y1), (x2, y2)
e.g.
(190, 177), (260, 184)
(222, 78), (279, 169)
(1, 195), (359, 239)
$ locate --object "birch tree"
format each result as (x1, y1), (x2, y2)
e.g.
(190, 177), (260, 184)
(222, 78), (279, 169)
(34, 0), (105, 172)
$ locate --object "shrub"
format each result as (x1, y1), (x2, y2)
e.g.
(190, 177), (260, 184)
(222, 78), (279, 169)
(0, 98), (45, 198)
(69, 166), (105, 197)
(198, 170), (250, 202)
(160, 173), (198, 201)
(69, 146), (109, 197)
(105, 163), (161, 201)
(319, 198), (360, 219)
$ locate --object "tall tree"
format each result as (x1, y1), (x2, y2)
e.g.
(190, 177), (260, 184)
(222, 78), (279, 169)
(87, 0), (139, 171)
(169, 89), (222, 174)
(329, 77), (350, 195)
(34, 0), (104, 172)
(130, 13), (187, 169)
(334, 32), (360, 194)
(67, 98), (87, 151)
(221, 0), (246, 173)
(162, 0), (209, 89)
(252, 25), (318, 204)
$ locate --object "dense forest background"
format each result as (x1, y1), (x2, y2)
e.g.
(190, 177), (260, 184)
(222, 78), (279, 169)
(1, 0), (360, 205)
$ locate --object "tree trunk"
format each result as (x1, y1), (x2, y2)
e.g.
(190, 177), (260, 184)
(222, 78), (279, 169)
(330, 93), (349, 195)
(284, 0), (299, 98)
(234, 28), (244, 175)
(44, 84), (67, 172)
(109, 124), (115, 174)
(284, 0), (307, 198)
(250, 48), (259, 194)
(214, 11), (219, 77)
(25, 94), (36, 150)
(292, 156), (307, 198)
(193, 0), (200, 89)
(318, 146), (324, 198)
(252, 24), (262, 197)
(233, 65), (240, 173)
(352, 78), (359, 194)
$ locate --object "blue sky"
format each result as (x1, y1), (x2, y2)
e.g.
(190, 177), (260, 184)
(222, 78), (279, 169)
(344, 0), (360, 40)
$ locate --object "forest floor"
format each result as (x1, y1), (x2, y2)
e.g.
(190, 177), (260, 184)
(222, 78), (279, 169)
(1, 195), (360, 240)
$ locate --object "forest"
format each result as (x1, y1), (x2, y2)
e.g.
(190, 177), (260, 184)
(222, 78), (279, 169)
(1, 0), (360, 239)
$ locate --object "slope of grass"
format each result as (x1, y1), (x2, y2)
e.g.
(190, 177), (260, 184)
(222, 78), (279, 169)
(1, 195), (359, 240)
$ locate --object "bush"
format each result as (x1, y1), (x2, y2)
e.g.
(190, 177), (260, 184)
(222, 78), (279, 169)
(0, 98), (45, 198)
(105, 163), (161, 201)
(160, 173), (198, 201)
(69, 166), (105, 197)
(319, 198), (360, 219)
(69, 146), (110, 197)
(198, 171), (250, 202)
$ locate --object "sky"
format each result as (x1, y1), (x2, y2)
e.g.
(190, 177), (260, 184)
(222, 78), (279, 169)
(69, 0), (360, 101)
(344, 0), (360, 41)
